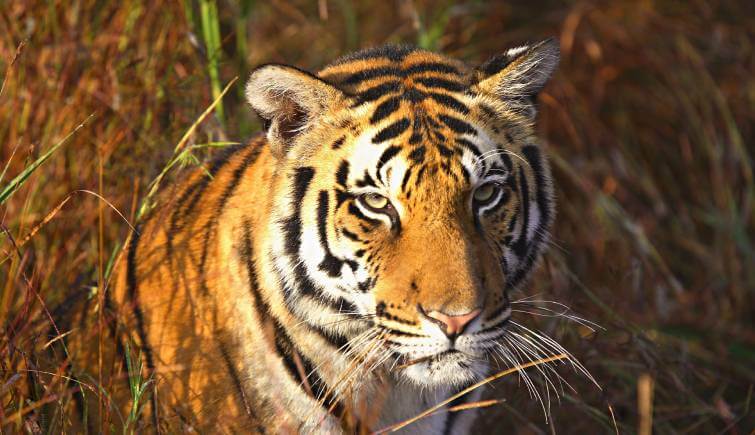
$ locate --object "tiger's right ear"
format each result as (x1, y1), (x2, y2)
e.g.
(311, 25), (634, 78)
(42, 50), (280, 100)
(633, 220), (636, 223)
(246, 64), (345, 158)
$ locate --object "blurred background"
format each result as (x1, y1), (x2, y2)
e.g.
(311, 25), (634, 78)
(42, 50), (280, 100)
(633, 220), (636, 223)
(0, 0), (752, 433)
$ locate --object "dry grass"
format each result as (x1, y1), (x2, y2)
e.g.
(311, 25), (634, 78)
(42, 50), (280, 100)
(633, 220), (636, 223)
(1, 0), (753, 433)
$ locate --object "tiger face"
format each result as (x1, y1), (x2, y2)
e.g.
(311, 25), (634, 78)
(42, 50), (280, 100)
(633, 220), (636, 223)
(247, 40), (558, 390)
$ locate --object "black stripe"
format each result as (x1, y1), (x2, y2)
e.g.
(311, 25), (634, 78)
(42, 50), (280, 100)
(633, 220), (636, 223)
(307, 317), (352, 350)
(511, 167), (530, 260)
(167, 176), (204, 230)
(352, 81), (402, 106)
(484, 301), (510, 322)
(342, 227), (365, 243)
(273, 324), (303, 387)
(456, 138), (483, 165)
(414, 76), (465, 92)
(506, 146), (550, 289)
(439, 114), (476, 135)
(500, 152), (513, 172)
(437, 144), (454, 157)
(240, 220), (269, 324)
(370, 96), (402, 124)
(336, 44), (415, 63)
(404, 62), (461, 76)
(198, 146), (262, 294)
(342, 67), (401, 86)
(386, 329), (427, 338)
(377, 313), (417, 326)
(400, 167), (413, 192)
(409, 116), (424, 144)
(217, 341), (263, 430)
(355, 170), (378, 188)
(357, 277), (376, 292)
(479, 103), (499, 122)
(522, 145), (549, 224)
(428, 92), (469, 114)
(335, 189), (353, 208)
(282, 167), (315, 258)
(507, 204), (519, 235)
(331, 136), (346, 150)
(317, 190), (344, 277)
(241, 220), (347, 420)
(372, 118), (410, 143)
(348, 203), (382, 225)
(125, 225), (159, 428)
(460, 165), (471, 184)
(409, 146), (426, 163)
(414, 165), (427, 187)
(403, 88), (426, 103)
(477, 316), (510, 335)
(479, 53), (514, 76)
(336, 160), (350, 188)
(376, 145), (402, 177)
(172, 144), (245, 223)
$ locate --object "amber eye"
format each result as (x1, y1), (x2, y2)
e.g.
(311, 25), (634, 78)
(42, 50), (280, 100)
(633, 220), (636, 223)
(473, 183), (501, 205)
(360, 192), (390, 211)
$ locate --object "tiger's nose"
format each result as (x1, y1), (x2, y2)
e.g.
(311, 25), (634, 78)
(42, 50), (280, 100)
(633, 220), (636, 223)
(419, 306), (482, 338)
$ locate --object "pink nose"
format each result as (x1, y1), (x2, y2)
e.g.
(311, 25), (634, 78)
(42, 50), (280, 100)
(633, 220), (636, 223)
(421, 307), (482, 337)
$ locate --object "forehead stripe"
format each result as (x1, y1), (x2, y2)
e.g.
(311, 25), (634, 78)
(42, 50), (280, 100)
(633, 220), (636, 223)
(428, 92), (469, 114)
(351, 81), (402, 107)
(372, 117), (410, 143)
(439, 114), (477, 135)
(408, 145), (426, 163)
(370, 96), (402, 124)
(403, 62), (461, 75)
(413, 76), (465, 92)
(456, 138), (483, 163)
(340, 61), (462, 87)
(342, 66), (401, 86)
(376, 145), (402, 178)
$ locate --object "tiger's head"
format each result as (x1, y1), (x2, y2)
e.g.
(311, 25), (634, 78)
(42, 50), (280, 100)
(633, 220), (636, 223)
(246, 40), (559, 389)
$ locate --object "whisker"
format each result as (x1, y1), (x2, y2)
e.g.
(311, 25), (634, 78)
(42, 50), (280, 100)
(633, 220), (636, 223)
(510, 320), (600, 389)
(510, 299), (604, 331)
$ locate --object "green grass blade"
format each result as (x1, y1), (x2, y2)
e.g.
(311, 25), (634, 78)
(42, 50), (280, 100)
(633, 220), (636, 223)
(0, 113), (95, 205)
(199, 0), (225, 126)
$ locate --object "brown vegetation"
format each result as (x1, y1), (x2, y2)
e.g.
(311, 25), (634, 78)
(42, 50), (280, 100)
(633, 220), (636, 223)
(1, 1), (753, 433)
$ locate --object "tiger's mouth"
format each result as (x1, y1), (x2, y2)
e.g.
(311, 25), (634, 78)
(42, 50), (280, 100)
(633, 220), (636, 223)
(395, 346), (488, 388)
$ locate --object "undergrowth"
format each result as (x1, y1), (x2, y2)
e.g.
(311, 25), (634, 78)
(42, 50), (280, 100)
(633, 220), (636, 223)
(0, 1), (753, 433)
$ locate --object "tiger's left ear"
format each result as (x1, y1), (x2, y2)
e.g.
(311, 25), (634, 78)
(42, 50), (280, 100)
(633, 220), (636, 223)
(246, 64), (345, 158)
(473, 38), (560, 101)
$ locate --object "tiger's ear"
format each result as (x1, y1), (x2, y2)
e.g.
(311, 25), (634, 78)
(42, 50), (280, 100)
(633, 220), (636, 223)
(246, 64), (344, 158)
(473, 38), (560, 102)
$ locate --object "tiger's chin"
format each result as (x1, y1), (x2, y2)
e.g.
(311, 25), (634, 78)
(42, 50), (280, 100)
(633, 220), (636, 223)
(400, 350), (489, 389)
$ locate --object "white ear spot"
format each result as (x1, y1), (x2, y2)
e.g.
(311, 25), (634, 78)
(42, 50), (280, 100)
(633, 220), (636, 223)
(505, 45), (530, 58)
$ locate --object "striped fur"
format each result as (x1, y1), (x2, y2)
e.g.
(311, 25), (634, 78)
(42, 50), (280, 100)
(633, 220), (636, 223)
(110, 39), (559, 433)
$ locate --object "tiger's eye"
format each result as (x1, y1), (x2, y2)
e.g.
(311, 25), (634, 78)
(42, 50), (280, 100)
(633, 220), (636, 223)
(473, 183), (499, 204)
(362, 193), (389, 209)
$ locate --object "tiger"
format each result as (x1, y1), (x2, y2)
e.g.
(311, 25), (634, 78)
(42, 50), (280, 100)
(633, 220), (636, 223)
(105, 38), (560, 433)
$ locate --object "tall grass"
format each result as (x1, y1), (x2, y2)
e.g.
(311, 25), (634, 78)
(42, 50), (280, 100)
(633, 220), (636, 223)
(1, 0), (753, 433)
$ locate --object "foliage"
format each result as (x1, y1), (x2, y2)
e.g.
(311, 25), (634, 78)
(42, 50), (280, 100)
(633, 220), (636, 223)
(0, 0), (752, 433)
